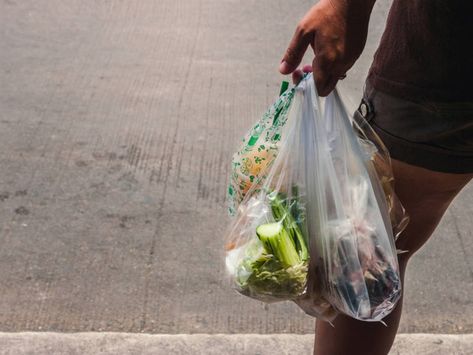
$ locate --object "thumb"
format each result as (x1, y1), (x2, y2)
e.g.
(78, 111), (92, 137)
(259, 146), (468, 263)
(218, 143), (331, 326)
(279, 26), (312, 75)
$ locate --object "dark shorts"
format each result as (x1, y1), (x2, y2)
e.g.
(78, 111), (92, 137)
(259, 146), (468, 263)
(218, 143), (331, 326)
(354, 82), (473, 174)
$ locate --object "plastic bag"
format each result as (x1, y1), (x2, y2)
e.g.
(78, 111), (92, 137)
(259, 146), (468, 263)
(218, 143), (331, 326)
(225, 77), (336, 320)
(226, 74), (405, 322)
(303, 85), (402, 321)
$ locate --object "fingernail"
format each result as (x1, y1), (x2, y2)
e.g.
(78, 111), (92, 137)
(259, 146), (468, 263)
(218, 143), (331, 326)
(279, 61), (290, 74)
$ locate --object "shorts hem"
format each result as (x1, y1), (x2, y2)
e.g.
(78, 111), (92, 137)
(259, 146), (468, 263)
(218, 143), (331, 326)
(370, 122), (473, 174)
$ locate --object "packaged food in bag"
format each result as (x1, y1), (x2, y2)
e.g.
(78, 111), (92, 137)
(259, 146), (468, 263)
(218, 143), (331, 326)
(225, 74), (406, 322)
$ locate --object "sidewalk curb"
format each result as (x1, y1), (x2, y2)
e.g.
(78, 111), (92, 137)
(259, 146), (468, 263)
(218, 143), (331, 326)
(0, 332), (472, 355)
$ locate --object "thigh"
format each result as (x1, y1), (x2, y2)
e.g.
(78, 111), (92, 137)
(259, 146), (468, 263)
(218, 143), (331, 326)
(391, 159), (473, 260)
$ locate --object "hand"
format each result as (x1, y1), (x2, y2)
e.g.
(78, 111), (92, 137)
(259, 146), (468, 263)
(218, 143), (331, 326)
(280, 0), (375, 96)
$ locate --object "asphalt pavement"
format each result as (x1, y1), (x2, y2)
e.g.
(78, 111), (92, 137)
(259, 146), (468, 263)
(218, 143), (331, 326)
(0, 0), (472, 353)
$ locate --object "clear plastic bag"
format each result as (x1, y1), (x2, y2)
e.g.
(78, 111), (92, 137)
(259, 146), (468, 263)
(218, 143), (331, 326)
(226, 74), (405, 322)
(225, 77), (335, 320)
(303, 85), (402, 321)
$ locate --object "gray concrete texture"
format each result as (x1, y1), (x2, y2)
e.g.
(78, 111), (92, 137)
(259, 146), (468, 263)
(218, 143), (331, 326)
(1, 333), (473, 355)
(0, 0), (472, 335)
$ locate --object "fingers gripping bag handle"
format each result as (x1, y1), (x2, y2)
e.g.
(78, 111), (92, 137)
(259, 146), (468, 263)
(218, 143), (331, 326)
(224, 75), (336, 321)
(308, 84), (402, 321)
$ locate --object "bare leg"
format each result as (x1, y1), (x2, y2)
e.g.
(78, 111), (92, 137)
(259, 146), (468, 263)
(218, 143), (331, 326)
(314, 159), (473, 355)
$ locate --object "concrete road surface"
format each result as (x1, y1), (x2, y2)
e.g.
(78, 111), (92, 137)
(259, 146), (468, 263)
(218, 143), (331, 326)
(0, 0), (472, 338)
(1, 333), (473, 355)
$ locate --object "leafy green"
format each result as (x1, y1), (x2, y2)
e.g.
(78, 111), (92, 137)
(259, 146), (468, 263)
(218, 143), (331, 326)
(237, 250), (308, 299)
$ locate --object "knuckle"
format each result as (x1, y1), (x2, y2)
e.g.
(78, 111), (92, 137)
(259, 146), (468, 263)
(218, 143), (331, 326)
(296, 21), (312, 39)
(326, 47), (341, 62)
(318, 49), (340, 67)
(285, 47), (298, 62)
(324, 54), (336, 65)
